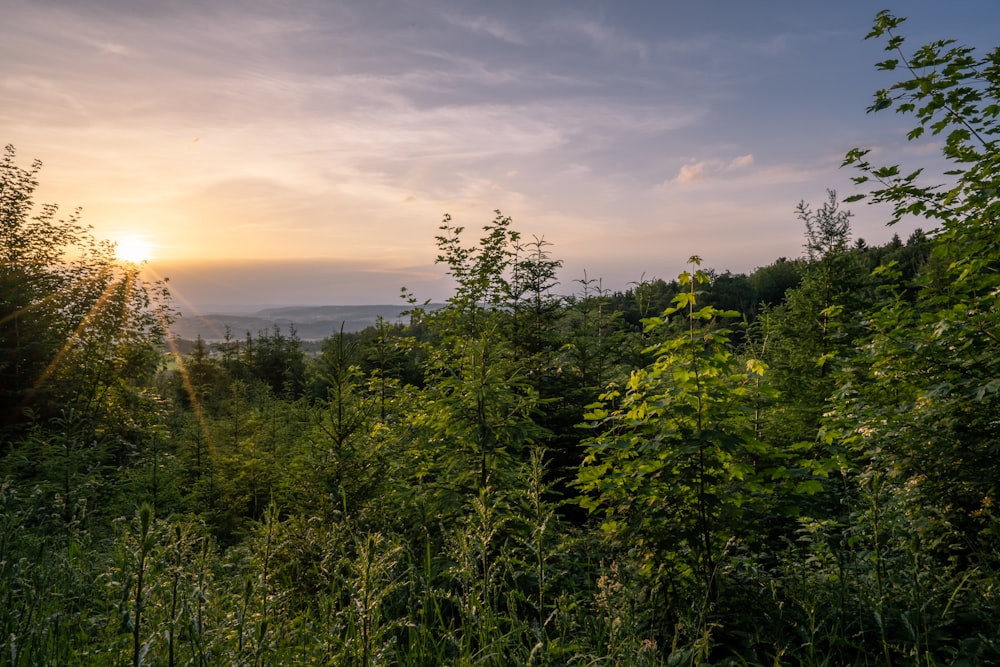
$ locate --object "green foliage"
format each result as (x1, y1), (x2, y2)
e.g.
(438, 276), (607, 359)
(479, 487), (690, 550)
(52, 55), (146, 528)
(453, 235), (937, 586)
(577, 258), (779, 614)
(1, 145), (173, 456)
(759, 191), (874, 452)
(748, 257), (804, 308)
(845, 10), (1000, 228)
(7, 13), (1000, 660)
(821, 10), (1000, 662)
(244, 325), (307, 398)
(434, 210), (520, 329)
(509, 234), (564, 355)
(410, 324), (544, 513)
(833, 8), (1000, 561)
(404, 212), (550, 516)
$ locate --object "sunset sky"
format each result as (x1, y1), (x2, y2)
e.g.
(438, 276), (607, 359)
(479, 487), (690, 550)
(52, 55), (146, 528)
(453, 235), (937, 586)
(4, 1), (999, 310)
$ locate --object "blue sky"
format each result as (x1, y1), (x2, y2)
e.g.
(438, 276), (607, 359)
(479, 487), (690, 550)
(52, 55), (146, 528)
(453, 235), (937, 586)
(3, 0), (999, 309)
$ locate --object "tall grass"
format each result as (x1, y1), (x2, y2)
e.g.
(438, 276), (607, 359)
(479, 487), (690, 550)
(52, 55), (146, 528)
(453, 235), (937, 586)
(4, 449), (1000, 665)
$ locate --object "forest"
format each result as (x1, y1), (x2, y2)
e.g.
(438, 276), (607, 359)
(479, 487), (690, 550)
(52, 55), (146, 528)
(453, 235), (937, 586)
(2, 12), (999, 665)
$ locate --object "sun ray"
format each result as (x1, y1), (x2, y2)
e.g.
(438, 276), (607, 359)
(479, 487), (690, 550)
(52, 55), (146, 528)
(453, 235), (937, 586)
(21, 266), (135, 411)
(14, 255), (218, 458)
(153, 299), (217, 457)
(141, 262), (218, 456)
(143, 264), (233, 340)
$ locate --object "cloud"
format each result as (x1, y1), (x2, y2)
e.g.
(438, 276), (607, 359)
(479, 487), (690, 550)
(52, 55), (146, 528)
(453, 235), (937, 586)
(726, 154), (754, 170)
(673, 154), (754, 185)
(94, 41), (131, 56)
(442, 13), (525, 45)
(552, 16), (651, 64)
(677, 162), (706, 184)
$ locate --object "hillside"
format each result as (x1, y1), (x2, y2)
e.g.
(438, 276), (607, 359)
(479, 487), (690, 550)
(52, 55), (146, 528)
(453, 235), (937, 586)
(168, 304), (433, 341)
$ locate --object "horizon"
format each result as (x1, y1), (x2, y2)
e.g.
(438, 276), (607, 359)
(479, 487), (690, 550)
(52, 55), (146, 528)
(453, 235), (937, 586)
(148, 220), (916, 314)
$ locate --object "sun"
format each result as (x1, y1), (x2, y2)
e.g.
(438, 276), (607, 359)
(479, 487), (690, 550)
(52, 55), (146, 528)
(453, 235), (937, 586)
(115, 235), (154, 264)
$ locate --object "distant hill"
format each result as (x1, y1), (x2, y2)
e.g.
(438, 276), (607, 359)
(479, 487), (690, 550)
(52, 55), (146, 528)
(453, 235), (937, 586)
(169, 304), (438, 341)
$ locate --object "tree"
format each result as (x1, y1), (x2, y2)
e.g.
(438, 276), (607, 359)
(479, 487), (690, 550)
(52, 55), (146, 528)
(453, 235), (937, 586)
(761, 192), (871, 449)
(577, 258), (777, 613)
(836, 12), (1000, 565)
(509, 233), (563, 359)
(432, 210), (520, 335)
(402, 212), (548, 523)
(804, 14), (1000, 660)
(0, 144), (173, 442)
(1, 145), (88, 432)
(747, 258), (803, 308)
(704, 271), (756, 321)
(296, 325), (393, 520)
(246, 325), (306, 398)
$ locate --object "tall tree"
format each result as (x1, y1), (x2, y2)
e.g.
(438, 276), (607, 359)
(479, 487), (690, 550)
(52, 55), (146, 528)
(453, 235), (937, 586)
(761, 191), (871, 449)
(404, 212), (547, 519)
(835, 11), (1000, 569)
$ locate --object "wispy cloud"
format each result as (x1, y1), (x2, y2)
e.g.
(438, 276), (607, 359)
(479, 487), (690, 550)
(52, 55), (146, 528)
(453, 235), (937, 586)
(441, 12), (526, 45)
(93, 41), (132, 56)
(727, 154), (754, 170)
(551, 15), (652, 64)
(671, 154), (755, 185)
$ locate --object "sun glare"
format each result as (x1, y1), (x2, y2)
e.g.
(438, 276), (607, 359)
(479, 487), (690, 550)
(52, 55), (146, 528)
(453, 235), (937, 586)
(115, 236), (153, 264)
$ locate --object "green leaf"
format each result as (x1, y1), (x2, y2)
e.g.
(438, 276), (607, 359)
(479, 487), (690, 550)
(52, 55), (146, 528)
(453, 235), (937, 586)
(794, 479), (825, 495)
(974, 378), (1000, 401)
(745, 358), (767, 377)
